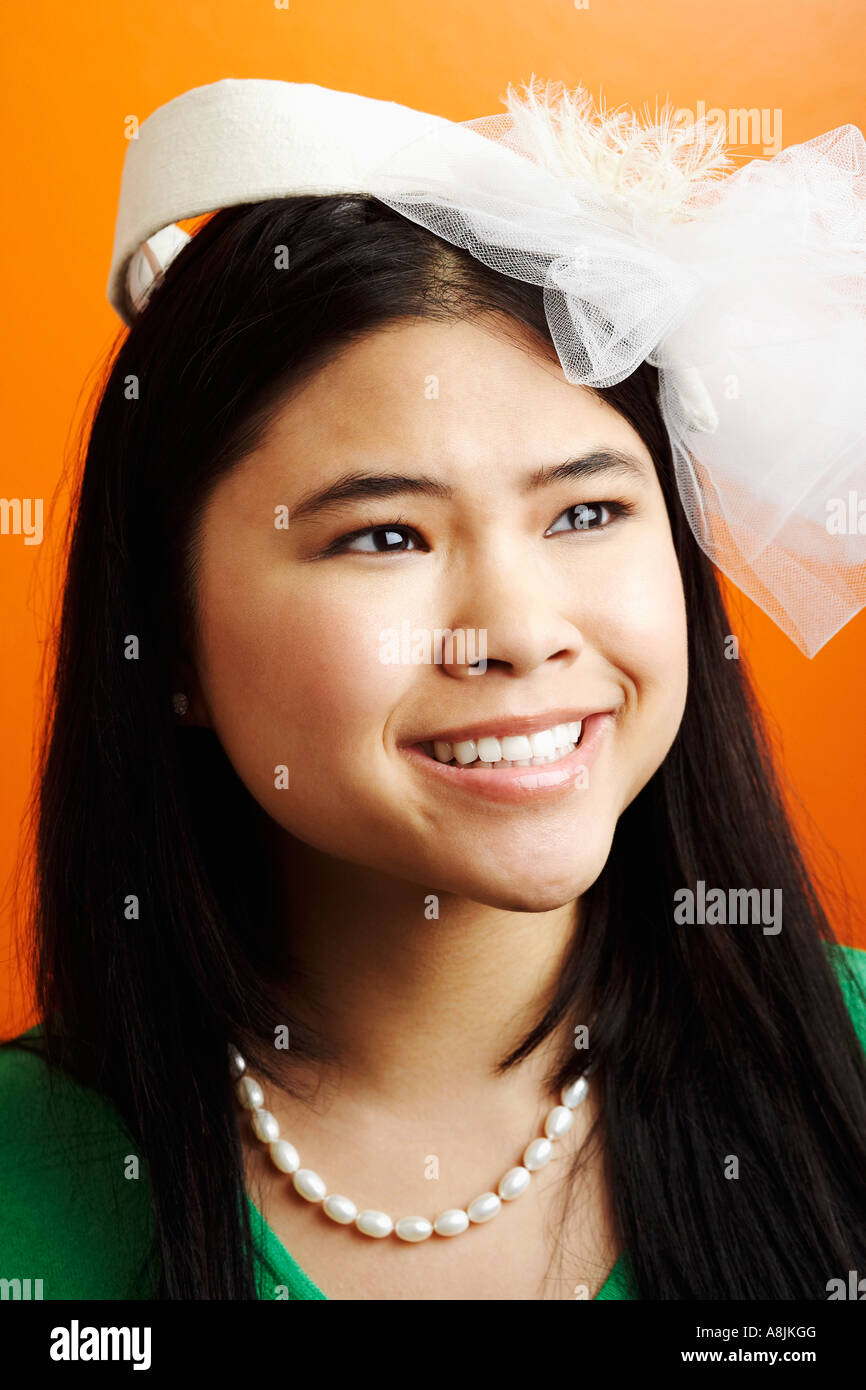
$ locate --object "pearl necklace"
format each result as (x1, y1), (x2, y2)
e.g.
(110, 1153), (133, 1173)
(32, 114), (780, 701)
(230, 1043), (591, 1241)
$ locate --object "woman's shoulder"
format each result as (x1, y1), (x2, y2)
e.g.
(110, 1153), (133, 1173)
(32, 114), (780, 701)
(0, 1024), (160, 1299)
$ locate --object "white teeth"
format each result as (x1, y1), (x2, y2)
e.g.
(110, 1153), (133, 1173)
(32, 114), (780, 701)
(453, 740), (478, 766)
(528, 729), (555, 758)
(475, 736), (502, 763)
(426, 719), (583, 769)
(500, 735), (533, 761)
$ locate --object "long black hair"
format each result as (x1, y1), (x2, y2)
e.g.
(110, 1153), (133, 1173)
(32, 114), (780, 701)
(6, 194), (866, 1298)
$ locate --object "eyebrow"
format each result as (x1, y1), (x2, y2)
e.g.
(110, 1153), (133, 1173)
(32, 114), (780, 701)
(289, 448), (648, 522)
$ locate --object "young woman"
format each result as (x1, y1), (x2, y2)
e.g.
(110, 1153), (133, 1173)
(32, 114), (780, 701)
(1, 80), (865, 1302)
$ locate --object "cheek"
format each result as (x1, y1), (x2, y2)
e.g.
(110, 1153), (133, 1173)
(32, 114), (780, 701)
(592, 527), (689, 770)
(193, 567), (412, 799)
(605, 537), (687, 661)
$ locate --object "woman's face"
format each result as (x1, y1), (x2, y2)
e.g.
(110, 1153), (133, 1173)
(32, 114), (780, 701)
(188, 316), (688, 912)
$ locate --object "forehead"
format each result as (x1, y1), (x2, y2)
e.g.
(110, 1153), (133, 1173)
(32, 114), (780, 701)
(251, 316), (655, 476)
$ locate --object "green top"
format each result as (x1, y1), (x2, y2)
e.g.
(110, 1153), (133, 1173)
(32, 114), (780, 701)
(1, 943), (864, 1301)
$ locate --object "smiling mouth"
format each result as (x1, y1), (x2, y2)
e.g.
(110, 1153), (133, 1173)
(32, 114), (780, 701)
(417, 720), (585, 771)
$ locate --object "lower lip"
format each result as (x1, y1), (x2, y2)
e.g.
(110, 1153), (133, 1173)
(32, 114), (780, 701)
(400, 712), (614, 804)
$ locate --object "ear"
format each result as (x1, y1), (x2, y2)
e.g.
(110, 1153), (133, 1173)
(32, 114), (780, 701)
(171, 654), (212, 729)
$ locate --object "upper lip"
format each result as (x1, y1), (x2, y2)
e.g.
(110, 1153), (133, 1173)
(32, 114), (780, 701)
(405, 708), (609, 747)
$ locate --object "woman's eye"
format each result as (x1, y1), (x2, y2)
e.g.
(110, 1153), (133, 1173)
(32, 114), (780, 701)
(326, 500), (629, 555)
(334, 523), (424, 554)
(546, 501), (620, 534)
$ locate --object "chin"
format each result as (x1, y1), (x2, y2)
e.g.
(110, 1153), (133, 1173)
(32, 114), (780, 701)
(443, 847), (613, 914)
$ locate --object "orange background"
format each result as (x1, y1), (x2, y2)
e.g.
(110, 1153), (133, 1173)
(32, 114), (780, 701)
(2, 0), (865, 1035)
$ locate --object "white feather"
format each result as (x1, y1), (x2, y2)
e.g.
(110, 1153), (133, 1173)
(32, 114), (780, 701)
(500, 75), (735, 223)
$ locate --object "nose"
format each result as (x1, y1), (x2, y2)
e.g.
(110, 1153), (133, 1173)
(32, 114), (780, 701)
(436, 541), (585, 681)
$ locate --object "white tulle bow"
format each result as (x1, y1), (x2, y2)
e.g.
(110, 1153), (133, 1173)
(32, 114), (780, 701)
(118, 77), (866, 655)
(368, 83), (866, 656)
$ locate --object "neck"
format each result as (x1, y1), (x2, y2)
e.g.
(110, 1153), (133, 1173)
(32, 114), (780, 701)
(262, 831), (583, 1123)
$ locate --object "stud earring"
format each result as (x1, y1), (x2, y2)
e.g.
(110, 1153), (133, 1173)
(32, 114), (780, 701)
(172, 691), (190, 717)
